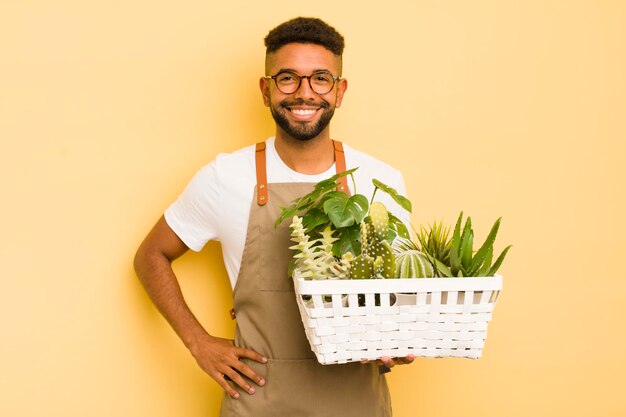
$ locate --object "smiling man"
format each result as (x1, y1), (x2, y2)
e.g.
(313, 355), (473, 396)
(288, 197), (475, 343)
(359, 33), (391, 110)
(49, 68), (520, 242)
(134, 17), (413, 417)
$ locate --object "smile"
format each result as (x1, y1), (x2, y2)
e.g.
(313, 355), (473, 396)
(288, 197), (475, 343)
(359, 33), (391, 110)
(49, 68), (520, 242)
(289, 108), (318, 116)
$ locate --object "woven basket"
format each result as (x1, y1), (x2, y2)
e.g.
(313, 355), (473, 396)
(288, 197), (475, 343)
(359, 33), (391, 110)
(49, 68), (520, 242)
(293, 274), (502, 365)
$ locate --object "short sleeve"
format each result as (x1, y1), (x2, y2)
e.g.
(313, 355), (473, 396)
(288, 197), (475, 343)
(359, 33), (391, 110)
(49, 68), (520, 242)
(164, 162), (221, 251)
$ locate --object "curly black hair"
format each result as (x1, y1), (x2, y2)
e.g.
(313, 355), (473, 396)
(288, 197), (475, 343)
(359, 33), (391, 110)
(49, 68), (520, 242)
(264, 17), (344, 56)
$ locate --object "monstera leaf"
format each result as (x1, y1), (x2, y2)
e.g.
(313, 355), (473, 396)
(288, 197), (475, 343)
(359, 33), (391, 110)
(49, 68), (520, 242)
(372, 179), (412, 213)
(323, 192), (369, 228)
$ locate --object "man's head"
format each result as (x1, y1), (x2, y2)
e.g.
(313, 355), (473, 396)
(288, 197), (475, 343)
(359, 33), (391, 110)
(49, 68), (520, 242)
(261, 18), (348, 142)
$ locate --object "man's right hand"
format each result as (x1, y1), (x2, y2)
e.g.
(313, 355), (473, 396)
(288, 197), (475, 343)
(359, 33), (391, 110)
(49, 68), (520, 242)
(189, 332), (267, 399)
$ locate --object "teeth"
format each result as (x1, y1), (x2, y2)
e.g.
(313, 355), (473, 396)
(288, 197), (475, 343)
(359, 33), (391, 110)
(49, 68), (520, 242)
(291, 109), (317, 116)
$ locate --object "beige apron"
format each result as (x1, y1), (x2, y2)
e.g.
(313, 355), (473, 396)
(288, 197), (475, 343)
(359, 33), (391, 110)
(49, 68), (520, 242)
(219, 141), (392, 417)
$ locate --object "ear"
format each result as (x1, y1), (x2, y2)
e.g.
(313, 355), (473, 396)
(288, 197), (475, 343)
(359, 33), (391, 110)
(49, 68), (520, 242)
(334, 78), (348, 108)
(259, 77), (271, 107)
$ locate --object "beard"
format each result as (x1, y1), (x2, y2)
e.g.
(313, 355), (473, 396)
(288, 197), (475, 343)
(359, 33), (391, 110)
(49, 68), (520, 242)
(270, 99), (335, 141)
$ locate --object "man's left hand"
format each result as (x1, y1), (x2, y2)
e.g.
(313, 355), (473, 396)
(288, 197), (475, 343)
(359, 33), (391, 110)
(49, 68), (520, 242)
(361, 354), (416, 370)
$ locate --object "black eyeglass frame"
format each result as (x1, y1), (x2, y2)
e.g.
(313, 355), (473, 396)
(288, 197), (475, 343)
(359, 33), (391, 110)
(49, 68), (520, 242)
(264, 70), (341, 95)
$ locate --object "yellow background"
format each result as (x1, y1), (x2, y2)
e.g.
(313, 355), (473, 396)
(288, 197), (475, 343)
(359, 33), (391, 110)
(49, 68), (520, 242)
(2, 1), (625, 416)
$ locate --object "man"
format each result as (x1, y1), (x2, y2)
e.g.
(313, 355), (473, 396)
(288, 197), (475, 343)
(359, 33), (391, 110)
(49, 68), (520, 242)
(134, 17), (414, 416)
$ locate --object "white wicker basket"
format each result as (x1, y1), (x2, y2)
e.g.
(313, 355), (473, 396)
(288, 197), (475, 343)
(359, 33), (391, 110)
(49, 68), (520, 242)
(293, 274), (503, 365)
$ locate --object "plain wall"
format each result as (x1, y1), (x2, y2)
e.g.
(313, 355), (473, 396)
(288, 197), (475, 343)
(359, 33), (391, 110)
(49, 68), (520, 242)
(1, 1), (625, 416)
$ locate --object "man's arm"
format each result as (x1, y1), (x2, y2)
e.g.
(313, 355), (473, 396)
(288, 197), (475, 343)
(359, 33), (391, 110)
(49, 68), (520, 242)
(133, 216), (267, 399)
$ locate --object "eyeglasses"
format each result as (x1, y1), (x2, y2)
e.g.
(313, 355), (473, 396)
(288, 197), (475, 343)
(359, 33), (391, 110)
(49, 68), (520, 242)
(265, 70), (341, 95)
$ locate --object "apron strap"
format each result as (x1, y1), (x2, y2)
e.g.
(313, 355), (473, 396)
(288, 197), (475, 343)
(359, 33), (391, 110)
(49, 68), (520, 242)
(255, 142), (269, 206)
(332, 140), (350, 195)
(255, 139), (350, 205)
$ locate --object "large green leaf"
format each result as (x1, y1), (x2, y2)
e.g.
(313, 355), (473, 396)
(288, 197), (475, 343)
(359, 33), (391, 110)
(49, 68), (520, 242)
(275, 167), (358, 227)
(315, 167), (359, 191)
(332, 224), (361, 257)
(302, 208), (330, 233)
(371, 179), (412, 213)
(323, 193), (368, 228)
(388, 213), (410, 239)
(385, 228), (397, 244)
(348, 195), (369, 224)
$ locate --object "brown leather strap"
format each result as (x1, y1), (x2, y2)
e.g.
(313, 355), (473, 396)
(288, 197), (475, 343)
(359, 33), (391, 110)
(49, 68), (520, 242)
(333, 140), (350, 196)
(255, 142), (268, 205)
(255, 140), (350, 205)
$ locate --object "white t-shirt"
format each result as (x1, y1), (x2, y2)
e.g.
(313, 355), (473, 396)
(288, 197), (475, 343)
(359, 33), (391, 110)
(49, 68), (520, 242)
(165, 137), (409, 289)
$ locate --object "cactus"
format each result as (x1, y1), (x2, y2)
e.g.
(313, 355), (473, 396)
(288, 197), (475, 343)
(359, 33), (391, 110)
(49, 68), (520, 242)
(373, 256), (385, 278)
(350, 253), (375, 279)
(349, 208), (395, 279)
(369, 202), (389, 241)
(367, 240), (395, 278)
(395, 250), (435, 278)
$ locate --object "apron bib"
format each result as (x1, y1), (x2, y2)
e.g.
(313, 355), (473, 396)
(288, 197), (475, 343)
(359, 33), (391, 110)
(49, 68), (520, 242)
(220, 141), (392, 417)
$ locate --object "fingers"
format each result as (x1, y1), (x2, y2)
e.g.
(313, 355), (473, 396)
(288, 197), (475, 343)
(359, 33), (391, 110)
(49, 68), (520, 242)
(359, 354), (417, 370)
(236, 346), (268, 366)
(401, 354), (416, 365)
(217, 357), (266, 399)
(193, 335), (268, 399)
(223, 366), (258, 397)
(212, 358), (265, 399)
(216, 373), (242, 399)
(379, 354), (416, 368)
(233, 347), (267, 386)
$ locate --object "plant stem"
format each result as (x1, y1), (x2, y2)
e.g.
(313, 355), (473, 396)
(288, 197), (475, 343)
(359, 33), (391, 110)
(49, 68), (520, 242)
(370, 187), (378, 205)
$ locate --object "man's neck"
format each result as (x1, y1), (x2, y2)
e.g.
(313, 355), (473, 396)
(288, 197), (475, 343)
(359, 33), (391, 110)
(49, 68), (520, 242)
(274, 132), (335, 175)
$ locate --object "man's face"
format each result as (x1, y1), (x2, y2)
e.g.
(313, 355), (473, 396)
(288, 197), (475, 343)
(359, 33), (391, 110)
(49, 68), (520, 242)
(261, 43), (347, 142)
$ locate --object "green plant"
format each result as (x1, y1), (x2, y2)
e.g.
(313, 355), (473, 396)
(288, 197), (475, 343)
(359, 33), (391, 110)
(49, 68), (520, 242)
(350, 206), (395, 279)
(392, 220), (451, 277)
(394, 250), (435, 278)
(289, 218), (352, 280)
(276, 168), (411, 258)
(415, 220), (452, 267)
(433, 212), (512, 277)
(277, 168), (411, 280)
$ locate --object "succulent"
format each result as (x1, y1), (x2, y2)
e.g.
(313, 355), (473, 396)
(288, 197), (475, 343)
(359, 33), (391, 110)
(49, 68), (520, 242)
(394, 250), (435, 278)
(392, 220), (452, 277)
(393, 213), (511, 278)
(289, 217), (346, 280)
(415, 220), (452, 267)
(442, 212), (512, 277)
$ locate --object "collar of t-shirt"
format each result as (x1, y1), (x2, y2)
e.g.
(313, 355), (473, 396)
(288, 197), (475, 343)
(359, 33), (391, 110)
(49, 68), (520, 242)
(265, 137), (338, 183)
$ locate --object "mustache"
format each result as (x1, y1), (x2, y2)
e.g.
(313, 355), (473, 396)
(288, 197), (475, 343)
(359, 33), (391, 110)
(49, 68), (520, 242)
(280, 99), (329, 109)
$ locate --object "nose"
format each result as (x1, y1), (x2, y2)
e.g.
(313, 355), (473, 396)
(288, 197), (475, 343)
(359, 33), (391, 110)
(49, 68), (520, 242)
(293, 76), (316, 100)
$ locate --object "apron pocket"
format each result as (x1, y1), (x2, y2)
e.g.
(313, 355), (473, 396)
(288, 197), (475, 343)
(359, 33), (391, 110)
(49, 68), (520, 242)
(259, 223), (294, 292)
